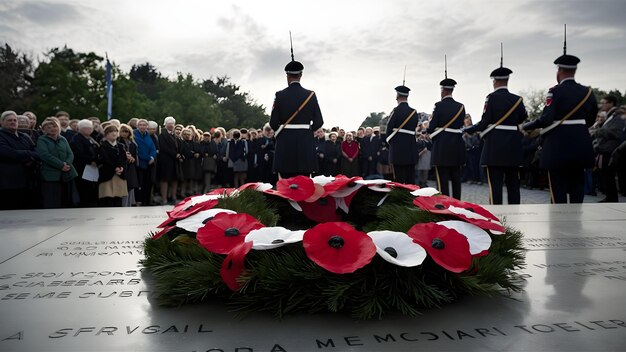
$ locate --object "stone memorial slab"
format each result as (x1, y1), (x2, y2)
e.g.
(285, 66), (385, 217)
(1, 204), (626, 351)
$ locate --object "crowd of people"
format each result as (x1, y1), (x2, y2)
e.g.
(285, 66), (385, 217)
(1, 99), (625, 210)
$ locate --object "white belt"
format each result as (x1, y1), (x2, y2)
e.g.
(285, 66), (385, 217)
(491, 125), (518, 131)
(443, 128), (462, 133)
(284, 124), (311, 129)
(561, 119), (586, 125)
(393, 128), (416, 135)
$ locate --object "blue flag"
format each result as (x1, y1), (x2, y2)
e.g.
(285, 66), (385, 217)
(105, 58), (113, 120)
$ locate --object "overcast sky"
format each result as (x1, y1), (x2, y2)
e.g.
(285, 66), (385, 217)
(1, 0), (625, 129)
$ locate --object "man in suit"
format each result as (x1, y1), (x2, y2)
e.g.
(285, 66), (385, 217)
(269, 59), (324, 179)
(463, 64), (528, 204)
(523, 51), (598, 203)
(385, 85), (419, 184)
(427, 78), (466, 199)
(591, 95), (625, 202)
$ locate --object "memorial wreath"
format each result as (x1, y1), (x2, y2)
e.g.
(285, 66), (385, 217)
(141, 175), (525, 319)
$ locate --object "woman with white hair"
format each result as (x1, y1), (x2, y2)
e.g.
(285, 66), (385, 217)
(157, 116), (181, 204)
(0, 110), (41, 209)
(36, 117), (78, 208)
(69, 119), (100, 207)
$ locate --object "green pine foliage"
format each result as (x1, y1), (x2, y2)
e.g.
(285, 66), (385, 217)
(141, 188), (526, 319)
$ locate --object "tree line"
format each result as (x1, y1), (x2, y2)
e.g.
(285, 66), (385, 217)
(0, 44), (269, 130)
(2, 43), (623, 130)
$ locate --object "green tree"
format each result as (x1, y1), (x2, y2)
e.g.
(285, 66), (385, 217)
(156, 73), (221, 130)
(202, 76), (269, 129)
(0, 43), (34, 112)
(31, 46), (105, 118)
(359, 112), (385, 127)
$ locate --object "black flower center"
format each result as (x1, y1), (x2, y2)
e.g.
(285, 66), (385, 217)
(466, 207), (474, 212)
(202, 217), (214, 224)
(384, 247), (398, 258)
(434, 203), (445, 210)
(347, 181), (356, 187)
(184, 204), (194, 211)
(271, 239), (284, 244)
(226, 259), (233, 270)
(431, 238), (445, 249)
(318, 198), (328, 206)
(289, 184), (299, 189)
(328, 235), (345, 249)
(224, 227), (240, 237)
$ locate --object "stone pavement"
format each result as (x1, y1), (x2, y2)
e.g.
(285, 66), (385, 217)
(456, 181), (626, 205)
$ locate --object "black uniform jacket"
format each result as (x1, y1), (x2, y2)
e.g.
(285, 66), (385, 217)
(385, 102), (419, 165)
(427, 96), (466, 166)
(269, 82), (324, 174)
(464, 87), (527, 166)
(523, 78), (598, 169)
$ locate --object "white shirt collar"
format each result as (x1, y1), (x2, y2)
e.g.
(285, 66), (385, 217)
(559, 77), (575, 84)
(442, 95), (453, 100)
(289, 81), (300, 85)
(494, 86), (508, 92)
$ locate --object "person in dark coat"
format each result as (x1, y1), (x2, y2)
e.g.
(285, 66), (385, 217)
(313, 128), (327, 176)
(591, 95), (624, 202)
(385, 85), (420, 184)
(157, 116), (181, 204)
(464, 62), (528, 204)
(245, 129), (261, 182)
(69, 119), (100, 207)
(118, 124), (139, 206)
(269, 58), (324, 178)
(257, 125), (276, 184)
(361, 127), (381, 178)
(0, 110), (40, 209)
(200, 131), (218, 192)
(98, 125), (128, 207)
(324, 132), (341, 176)
(523, 47), (598, 203)
(427, 77), (466, 198)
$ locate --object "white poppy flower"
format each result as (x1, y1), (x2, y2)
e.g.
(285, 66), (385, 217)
(410, 187), (440, 197)
(437, 220), (492, 255)
(254, 183), (274, 192)
(312, 175), (335, 186)
(367, 230), (427, 267)
(176, 208), (237, 233)
(245, 227), (305, 250)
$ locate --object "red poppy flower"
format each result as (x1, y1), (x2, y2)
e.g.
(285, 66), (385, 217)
(303, 222), (376, 274)
(152, 225), (176, 240)
(276, 176), (316, 201)
(303, 183), (326, 203)
(300, 197), (342, 223)
(407, 222), (471, 273)
(388, 181), (420, 192)
(158, 195), (219, 228)
(220, 241), (253, 291)
(321, 175), (362, 197)
(197, 213), (264, 254)
(412, 195), (505, 232)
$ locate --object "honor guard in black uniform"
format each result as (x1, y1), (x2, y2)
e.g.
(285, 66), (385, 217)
(463, 45), (528, 204)
(385, 85), (419, 184)
(427, 58), (466, 199)
(522, 26), (597, 203)
(269, 35), (324, 178)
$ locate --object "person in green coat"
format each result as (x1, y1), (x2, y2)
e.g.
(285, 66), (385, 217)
(36, 117), (78, 208)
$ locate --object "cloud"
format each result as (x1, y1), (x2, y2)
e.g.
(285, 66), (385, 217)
(9, 0), (84, 26)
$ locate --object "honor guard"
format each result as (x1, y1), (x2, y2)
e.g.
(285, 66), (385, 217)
(463, 44), (528, 204)
(427, 57), (466, 199)
(522, 25), (597, 203)
(385, 84), (419, 184)
(269, 33), (324, 178)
